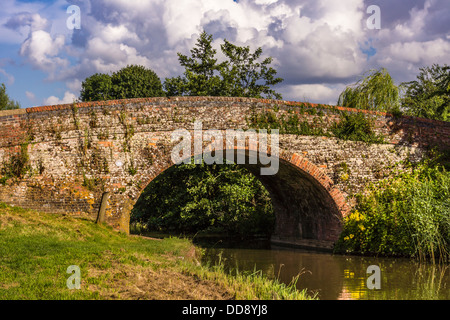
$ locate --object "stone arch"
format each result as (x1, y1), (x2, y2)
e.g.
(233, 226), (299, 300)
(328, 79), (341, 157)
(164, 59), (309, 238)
(128, 145), (350, 250)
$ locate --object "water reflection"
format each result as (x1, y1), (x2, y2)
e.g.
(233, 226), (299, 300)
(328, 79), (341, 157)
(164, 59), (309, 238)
(201, 244), (449, 300)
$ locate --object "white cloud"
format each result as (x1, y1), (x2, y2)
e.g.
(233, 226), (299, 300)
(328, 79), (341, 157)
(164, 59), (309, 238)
(25, 91), (35, 101)
(280, 83), (346, 104)
(0, 0), (47, 44)
(44, 91), (77, 106)
(382, 39), (450, 65)
(12, 12), (70, 81)
(370, 0), (450, 82)
(20, 30), (66, 68)
(4, 0), (449, 105)
(66, 79), (82, 93)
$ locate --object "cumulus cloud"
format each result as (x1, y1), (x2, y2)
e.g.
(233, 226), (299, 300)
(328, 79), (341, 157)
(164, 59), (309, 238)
(25, 91), (35, 101)
(3, 0), (449, 104)
(56, 0), (371, 100)
(44, 91), (77, 106)
(4, 11), (70, 80)
(368, 0), (450, 82)
(20, 29), (67, 69)
(280, 83), (347, 104)
(5, 12), (50, 32)
(0, 0), (46, 43)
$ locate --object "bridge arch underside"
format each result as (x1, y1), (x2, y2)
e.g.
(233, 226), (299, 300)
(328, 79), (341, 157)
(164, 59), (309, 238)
(162, 149), (343, 250)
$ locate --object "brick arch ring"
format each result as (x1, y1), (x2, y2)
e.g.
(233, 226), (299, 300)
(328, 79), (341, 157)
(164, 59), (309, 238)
(129, 145), (351, 246)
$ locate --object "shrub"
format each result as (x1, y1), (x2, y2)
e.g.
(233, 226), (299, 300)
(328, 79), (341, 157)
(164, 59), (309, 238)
(335, 162), (450, 263)
(331, 111), (385, 144)
(0, 142), (30, 180)
(131, 162), (275, 237)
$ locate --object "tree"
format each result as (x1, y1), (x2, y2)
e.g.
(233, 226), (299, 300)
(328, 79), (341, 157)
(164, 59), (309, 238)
(80, 65), (164, 102)
(165, 31), (223, 97)
(135, 33), (284, 238)
(79, 73), (113, 102)
(338, 68), (400, 112)
(401, 64), (449, 121)
(0, 83), (20, 110)
(164, 31), (283, 99)
(131, 162), (275, 237)
(220, 40), (283, 99)
(110, 65), (165, 99)
(163, 76), (188, 97)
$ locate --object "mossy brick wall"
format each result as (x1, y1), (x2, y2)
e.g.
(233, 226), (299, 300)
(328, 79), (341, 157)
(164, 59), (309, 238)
(0, 96), (448, 246)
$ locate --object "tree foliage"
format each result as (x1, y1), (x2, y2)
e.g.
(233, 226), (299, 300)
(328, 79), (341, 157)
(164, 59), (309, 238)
(164, 31), (283, 99)
(79, 73), (113, 102)
(80, 65), (164, 102)
(111, 65), (165, 99)
(0, 83), (20, 110)
(219, 40), (283, 99)
(401, 64), (449, 121)
(165, 32), (223, 97)
(131, 162), (275, 237)
(338, 68), (400, 112)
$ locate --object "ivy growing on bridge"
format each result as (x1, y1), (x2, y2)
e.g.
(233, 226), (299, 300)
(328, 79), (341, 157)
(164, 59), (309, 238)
(0, 141), (31, 184)
(247, 105), (386, 144)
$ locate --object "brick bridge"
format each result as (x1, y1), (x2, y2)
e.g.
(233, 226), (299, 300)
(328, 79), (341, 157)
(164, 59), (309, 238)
(0, 96), (448, 250)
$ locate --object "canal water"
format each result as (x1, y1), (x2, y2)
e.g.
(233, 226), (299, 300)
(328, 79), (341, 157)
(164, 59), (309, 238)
(198, 240), (449, 300)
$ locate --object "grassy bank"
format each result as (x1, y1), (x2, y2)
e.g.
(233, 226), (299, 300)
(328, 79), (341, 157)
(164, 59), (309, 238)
(0, 203), (315, 300)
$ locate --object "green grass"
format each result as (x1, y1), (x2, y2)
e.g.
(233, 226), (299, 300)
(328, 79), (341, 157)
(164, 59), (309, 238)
(0, 203), (315, 300)
(0, 203), (190, 299)
(181, 262), (315, 300)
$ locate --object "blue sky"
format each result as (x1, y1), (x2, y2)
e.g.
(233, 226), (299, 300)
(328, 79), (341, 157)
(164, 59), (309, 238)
(1, 0), (449, 108)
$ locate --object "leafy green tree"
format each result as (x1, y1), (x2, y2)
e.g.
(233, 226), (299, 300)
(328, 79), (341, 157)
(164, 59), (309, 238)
(164, 31), (283, 99)
(401, 64), (449, 121)
(163, 76), (188, 97)
(165, 31), (223, 96)
(131, 162), (275, 237)
(219, 40), (284, 99)
(110, 65), (165, 99)
(80, 65), (164, 102)
(0, 83), (20, 110)
(338, 68), (400, 112)
(79, 73), (113, 102)
(134, 33), (284, 238)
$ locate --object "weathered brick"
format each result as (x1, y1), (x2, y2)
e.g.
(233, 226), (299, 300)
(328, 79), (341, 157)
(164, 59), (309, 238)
(0, 96), (446, 247)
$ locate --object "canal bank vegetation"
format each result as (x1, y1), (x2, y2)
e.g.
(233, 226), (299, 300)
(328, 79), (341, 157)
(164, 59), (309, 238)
(335, 154), (450, 263)
(131, 161), (275, 238)
(0, 202), (314, 300)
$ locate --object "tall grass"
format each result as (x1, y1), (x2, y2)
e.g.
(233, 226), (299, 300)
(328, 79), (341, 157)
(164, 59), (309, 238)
(335, 162), (450, 263)
(181, 256), (317, 300)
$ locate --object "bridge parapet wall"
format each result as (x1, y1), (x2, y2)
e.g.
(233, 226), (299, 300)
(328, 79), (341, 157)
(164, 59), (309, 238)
(2, 96), (448, 149)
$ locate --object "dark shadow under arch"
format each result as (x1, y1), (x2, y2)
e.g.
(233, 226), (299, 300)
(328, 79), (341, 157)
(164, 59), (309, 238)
(132, 147), (345, 250)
